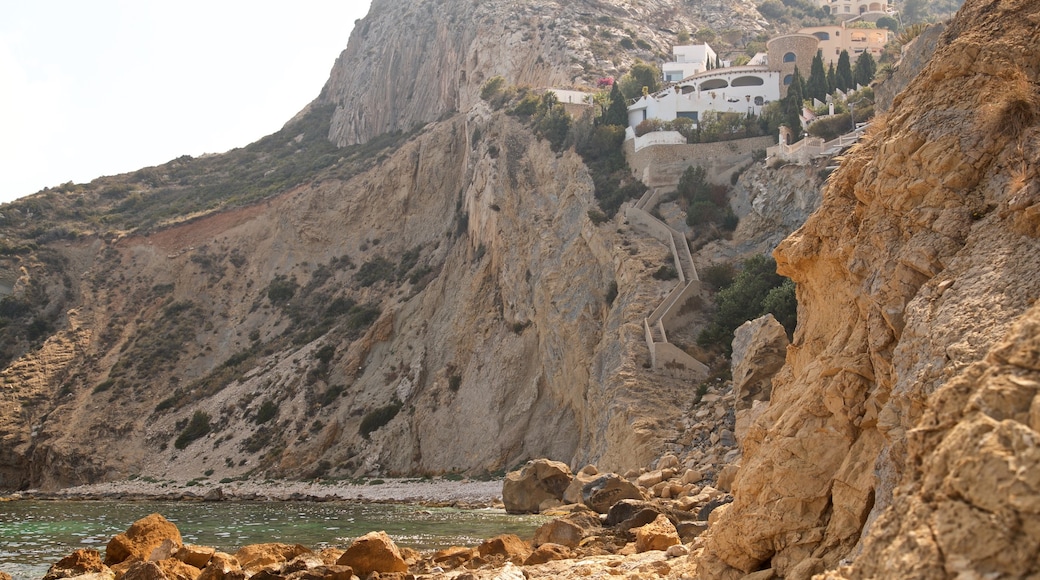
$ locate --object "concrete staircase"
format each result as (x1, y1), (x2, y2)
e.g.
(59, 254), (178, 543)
(626, 189), (709, 380)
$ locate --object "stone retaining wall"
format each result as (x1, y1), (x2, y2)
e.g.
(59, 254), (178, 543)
(625, 135), (774, 188)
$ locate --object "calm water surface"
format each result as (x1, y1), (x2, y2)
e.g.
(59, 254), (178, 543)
(0, 501), (547, 580)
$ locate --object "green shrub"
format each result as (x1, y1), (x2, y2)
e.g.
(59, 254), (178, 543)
(315, 344), (336, 364)
(266, 275), (297, 304)
(174, 411), (211, 450)
(356, 256), (395, 287)
(653, 266), (679, 280)
(697, 255), (797, 355)
(359, 400), (403, 438)
(701, 263), (735, 291)
(255, 399), (278, 424)
(320, 384), (345, 406)
(480, 76), (506, 101)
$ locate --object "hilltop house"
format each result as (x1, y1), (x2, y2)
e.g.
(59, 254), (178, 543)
(627, 26), (886, 129)
(628, 38), (808, 127)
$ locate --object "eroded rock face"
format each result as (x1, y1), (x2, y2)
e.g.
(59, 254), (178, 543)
(823, 306), (1040, 578)
(694, 0), (1040, 576)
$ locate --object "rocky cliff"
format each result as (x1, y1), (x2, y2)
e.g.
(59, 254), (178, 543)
(0, 0), (772, 491)
(693, 0), (1040, 576)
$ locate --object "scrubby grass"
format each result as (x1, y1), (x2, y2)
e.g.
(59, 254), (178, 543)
(174, 411), (211, 450)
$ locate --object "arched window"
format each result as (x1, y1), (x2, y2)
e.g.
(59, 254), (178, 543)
(732, 75), (765, 87)
(754, 96), (764, 105)
(783, 52), (797, 63)
(783, 74), (793, 85)
(700, 78), (729, 91)
(813, 31), (831, 40)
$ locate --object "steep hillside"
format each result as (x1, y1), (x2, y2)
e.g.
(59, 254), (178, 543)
(692, 0), (1040, 576)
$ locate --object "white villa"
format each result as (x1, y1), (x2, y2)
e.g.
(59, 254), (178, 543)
(628, 66), (781, 126)
(627, 26), (886, 129)
(628, 38), (804, 127)
(662, 44), (720, 82)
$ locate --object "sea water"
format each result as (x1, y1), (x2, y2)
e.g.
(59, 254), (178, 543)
(0, 501), (547, 580)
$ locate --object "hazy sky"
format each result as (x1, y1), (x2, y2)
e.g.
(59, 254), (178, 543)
(0, 0), (372, 204)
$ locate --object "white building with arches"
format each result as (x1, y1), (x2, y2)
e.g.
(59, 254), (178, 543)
(627, 66), (781, 126)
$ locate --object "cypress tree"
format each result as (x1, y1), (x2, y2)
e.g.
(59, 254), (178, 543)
(836, 50), (853, 92)
(783, 67), (805, 141)
(604, 82), (629, 127)
(806, 51), (828, 102)
(853, 51), (877, 88)
(827, 62), (836, 94)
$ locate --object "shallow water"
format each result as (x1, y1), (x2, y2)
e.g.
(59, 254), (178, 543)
(0, 501), (547, 580)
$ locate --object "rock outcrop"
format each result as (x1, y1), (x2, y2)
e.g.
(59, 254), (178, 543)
(694, 0), (1040, 576)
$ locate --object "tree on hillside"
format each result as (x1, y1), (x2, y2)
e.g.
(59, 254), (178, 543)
(619, 62), (661, 99)
(782, 67), (806, 140)
(603, 82), (629, 126)
(697, 255), (796, 355)
(853, 51), (877, 87)
(806, 51), (829, 102)
(836, 50), (854, 92)
(827, 62), (837, 94)
(876, 15), (899, 31)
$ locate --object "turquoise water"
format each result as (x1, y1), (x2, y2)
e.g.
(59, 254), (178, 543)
(0, 501), (547, 580)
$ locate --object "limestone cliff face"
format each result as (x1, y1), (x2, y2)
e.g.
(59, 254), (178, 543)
(319, 0), (764, 147)
(0, 109), (701, 490)
(694, 0), (1040, 576)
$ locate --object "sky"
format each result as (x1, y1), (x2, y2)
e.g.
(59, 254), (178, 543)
(0, 0), (372, 204)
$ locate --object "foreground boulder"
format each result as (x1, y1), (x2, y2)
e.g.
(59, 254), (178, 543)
(234, 544), (311, 576)
(524, 543), (573, 565)
(104, 514), (183, 566)
(194, 552), (241, 580)
(335, 531), (407, 576)
(476, 534), (532, 565)
(633, 514), (681, 553)
(502, 459), (574, 513)
(121, 560), (200, 580)
(43, 548), (111, 580)
(582, 474), (645, 513)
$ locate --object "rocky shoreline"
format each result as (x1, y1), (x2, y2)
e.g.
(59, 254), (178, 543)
(3, 478), (505, 508)
(4, 457), (745, 580)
